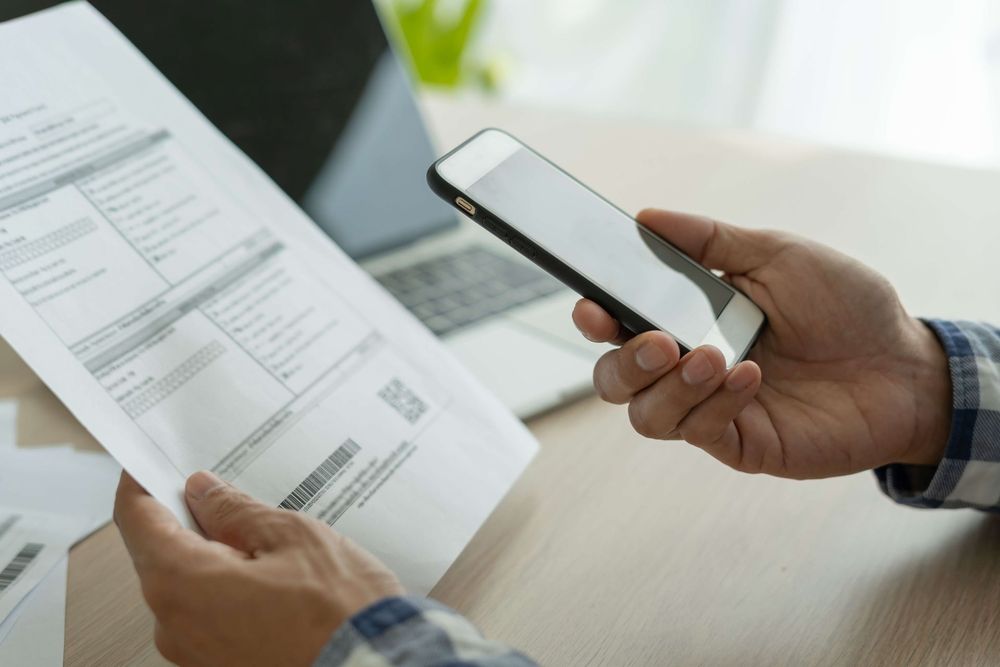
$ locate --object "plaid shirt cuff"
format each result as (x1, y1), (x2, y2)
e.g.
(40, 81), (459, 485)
(876, 319), (1000, 511)
(313, 596), (537, 667)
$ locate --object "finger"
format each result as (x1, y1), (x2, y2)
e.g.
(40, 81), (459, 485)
(572, 298), (631, 345)
(626, 346), (728, 439)
(635, 209), (777, 274)
(676, 361), (761, 449)
(185, 471), (289, 554)
(593, 331), (680, 404)
(114, 472), (203, 570)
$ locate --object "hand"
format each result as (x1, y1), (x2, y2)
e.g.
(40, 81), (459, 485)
(114, 471), (403, 667)
(573, 209), (952, 479)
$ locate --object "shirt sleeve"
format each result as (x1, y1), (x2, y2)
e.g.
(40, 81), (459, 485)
(875, 319), (1000, 511)
(313, 596), (538, 667)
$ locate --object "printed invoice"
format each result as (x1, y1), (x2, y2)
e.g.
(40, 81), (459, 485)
(0, 3), (537, 593)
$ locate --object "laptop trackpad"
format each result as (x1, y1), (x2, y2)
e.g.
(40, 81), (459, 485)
(445, 321), (595, 418)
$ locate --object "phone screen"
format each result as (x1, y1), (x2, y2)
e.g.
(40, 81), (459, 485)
(465, 146), (733, 348)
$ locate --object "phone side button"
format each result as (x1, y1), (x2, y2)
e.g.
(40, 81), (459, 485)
(482, 218), (511, 245)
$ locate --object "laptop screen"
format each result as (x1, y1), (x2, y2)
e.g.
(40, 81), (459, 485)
(1, 0), (456, 260)
(299, 45), (457, 259)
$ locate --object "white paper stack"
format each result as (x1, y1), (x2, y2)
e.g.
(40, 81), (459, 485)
(0, 434), (121, 665)
(0, 556), (66, 665)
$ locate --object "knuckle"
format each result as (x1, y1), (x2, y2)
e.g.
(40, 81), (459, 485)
(208, 487), (248, 523)
(594, 350), (631, 404)
(276, 510), (312, 535)
(294, 574), (337, 605)
(679, 420), (721, 446)
(628, 400), (659, 439)
(325, 528), (350, 551)
(256, 510), (310, 545)
(292, 513), (330, 545)
(592, 370), (612, 403)
(771, 231), (806, 255)
(592, 355), (618, 403)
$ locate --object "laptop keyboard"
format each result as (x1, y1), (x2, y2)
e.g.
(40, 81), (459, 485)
(375, 246), (564, 336)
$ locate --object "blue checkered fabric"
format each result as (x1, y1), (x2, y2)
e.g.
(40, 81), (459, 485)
(876, 319), (1000, 510)
(314, 596), (536, 667)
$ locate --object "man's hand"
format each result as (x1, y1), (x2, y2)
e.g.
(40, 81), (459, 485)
(114, 471), (403, 667)
(573, 209), (952, 479)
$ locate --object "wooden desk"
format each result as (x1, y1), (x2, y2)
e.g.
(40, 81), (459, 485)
(16, 98), (1000, 665)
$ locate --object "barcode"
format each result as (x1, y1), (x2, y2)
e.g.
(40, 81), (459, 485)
(279, 440), (361, 512)
(378, 378), (427, 424)
(0, 543), (43, 593)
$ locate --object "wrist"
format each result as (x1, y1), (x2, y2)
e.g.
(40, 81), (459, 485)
(897, 318), (952, 466)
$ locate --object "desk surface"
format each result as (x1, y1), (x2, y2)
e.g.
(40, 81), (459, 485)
(12, 96), (1000, 665)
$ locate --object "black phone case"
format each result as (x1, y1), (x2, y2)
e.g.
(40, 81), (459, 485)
(427, 128), (764, 361)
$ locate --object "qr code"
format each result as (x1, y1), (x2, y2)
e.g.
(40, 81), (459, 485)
(378, 378), (427, 424)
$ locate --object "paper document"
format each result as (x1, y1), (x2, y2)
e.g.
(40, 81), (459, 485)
(0, 447), (117, 653)
(0, 555), (66, 666)
(0, 445), (121, 541)
(0, 509), (82, 621)
(0, 3), (536, 593)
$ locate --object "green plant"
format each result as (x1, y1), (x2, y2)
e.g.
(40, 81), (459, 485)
(383, 0), (486, 88)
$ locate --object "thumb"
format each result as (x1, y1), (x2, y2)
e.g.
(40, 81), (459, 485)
(636, 209), (777, 274)
(185, 471), (281, 554)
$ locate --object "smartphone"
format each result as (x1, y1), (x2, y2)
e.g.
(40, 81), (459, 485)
(426, 128), (765, 366)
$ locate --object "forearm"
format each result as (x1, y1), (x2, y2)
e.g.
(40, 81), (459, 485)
(314, 596), (537, 667)
(876, 319), (1000, 511)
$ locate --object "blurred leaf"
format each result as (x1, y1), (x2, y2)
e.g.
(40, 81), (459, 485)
(384, 0), (487, 88)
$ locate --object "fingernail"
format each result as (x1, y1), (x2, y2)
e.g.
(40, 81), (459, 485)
(681, 351), (715, 385)
(187, 471), (224, 500)
(635, 342), (668, 371)
(726, 363), (756, 391)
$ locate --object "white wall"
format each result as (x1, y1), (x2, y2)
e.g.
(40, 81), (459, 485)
(475, 0), (1000, 166)
(754, 0), (999, 165)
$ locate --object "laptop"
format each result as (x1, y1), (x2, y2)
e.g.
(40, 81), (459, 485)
(299, 7), (601, 417)
(5, 0), (601, 417)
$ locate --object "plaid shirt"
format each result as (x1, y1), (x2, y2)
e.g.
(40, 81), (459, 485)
(314, 596), (535, 666)
(877, 319), (1000, 509)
